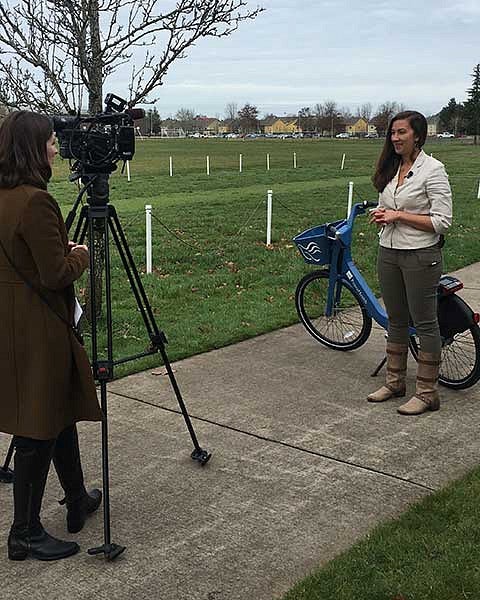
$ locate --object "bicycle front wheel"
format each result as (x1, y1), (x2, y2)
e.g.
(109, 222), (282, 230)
(409, 324), (480, 390)
(295, 270), (372, 350)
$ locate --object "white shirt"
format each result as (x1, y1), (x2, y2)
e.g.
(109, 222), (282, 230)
(378, 150), (452, 249)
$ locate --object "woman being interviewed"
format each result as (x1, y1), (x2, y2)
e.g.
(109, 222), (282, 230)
(0, 111), (103, 560)
(368, 111), (452, 415)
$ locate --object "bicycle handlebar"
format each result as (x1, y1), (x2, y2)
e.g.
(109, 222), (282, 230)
(331, 200), (379, 243)
(324, 201), (379, 240)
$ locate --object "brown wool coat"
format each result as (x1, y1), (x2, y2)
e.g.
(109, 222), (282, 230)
(0, 184), (103, 440)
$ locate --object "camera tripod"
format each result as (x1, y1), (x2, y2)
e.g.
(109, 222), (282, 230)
(1, 172), (211, 560)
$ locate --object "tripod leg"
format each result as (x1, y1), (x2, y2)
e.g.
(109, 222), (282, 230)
(157, 345), (211, 466)
(87, 380), (125, 561)
(108, 209), (211, 466)
(371, 356), (387, 377)
(0, 438), (14, 483)
(85, 205), (125, 561)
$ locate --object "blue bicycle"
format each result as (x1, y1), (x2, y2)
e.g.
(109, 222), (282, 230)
(293, 201), (480, 390)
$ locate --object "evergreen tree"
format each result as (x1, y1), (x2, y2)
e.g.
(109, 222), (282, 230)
(464, 64), (480, 145)
(238, 103), (259, 133)
(149, 107), (162, 135)
(438, 98), (465, 136)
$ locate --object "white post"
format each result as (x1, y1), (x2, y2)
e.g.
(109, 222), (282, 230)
(206, 155), (210, 175)
(145, 204), (152, 274)
(169, 156), (173, 177)
(126, 161), (131, 182)
(341, 153), (346, 170)
(266, 153), (270, 171)
(293, 152), (297, 169)
(477, 179), (480, 199)
(239, 154), (243, 173)
(347, 181), (354, 217)
(266, 189), (273, 246)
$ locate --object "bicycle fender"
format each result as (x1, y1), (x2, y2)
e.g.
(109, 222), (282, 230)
(438, 294), (475, 338)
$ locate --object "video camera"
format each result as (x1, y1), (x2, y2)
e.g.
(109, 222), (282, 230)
(52, 94), (145, 175)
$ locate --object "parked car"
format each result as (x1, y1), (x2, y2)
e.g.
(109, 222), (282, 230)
(437, 132), (455, 138)
(335, 132), (349, 138)
(365, 132), (379, 138)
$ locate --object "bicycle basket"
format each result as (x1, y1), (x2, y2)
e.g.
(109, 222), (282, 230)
(293, 220), (344, 265)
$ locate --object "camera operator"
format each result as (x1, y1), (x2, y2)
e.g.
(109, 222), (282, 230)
(0, 111), (103, 561)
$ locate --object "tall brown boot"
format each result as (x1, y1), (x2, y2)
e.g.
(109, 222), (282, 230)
(397, 351), (441, 415)
(367, 342), (408, 402)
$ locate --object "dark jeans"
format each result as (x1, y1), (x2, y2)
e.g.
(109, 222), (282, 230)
(377, 244), (443, 354)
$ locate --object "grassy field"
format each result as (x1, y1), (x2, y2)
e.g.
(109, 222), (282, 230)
(49, 137), (480, 377)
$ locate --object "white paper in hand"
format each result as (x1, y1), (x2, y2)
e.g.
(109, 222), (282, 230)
(74, 297), (84, 327)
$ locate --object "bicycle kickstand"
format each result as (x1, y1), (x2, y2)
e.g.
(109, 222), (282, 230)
(371, 356), (387, 377)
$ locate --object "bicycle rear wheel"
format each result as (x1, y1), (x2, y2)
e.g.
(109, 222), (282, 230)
(409, 324), (480, 389)
(295, 270), (372, 350)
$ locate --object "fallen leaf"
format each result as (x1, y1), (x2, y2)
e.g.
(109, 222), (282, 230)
(151, 368), (177, 376)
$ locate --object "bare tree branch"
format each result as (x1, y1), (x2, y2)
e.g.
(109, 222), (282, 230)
(0, 0), (264, 113)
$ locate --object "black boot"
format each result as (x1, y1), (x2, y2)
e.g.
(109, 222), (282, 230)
(59, 489), (102, 534)
(8, 438), (79, 561)
(53, 425), (102, 533)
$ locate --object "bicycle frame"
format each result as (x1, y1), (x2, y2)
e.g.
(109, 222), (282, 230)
(325, 202), (416, 335)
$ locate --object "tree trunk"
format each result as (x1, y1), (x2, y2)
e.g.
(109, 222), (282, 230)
(85, 0), (105, 322)
(88, 0), (103, 114)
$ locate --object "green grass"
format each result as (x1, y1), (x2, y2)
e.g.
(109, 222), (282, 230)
(282, 467), (480, 600)
(49, 138), (480, 378)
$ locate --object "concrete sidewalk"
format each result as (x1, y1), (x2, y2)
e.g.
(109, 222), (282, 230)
(1, 264), (479, 600)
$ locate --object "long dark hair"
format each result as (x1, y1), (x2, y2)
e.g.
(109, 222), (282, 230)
(0, 111), (53, 189)
(372, 110), (427, 192)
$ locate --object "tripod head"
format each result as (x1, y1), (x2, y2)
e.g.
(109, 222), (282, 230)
(82, 172), (111, 207)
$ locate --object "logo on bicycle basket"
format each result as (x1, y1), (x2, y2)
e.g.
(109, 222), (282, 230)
(298, 242), (324, 263)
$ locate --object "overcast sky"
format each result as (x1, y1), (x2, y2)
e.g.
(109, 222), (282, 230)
(125, 0), (479, 119)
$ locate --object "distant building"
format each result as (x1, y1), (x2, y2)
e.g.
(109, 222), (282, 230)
(194, 116), (222, 135)
(262, 116), (299, 135)
(160, 118), (186, 137)
(343, 117), (376, 136)
(427, 115), (439, 137)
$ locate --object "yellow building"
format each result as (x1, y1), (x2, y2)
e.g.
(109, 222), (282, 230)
(263, 117), (299, 134)
(344, 117), (368, 136)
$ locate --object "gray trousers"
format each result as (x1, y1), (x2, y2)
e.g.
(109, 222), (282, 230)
(377, 244), (443, 354)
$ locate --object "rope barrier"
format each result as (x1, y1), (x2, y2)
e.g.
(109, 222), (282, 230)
(150, 213), (200, 250)
(273, 195), (312, 218)
(234, 196), (265, 238)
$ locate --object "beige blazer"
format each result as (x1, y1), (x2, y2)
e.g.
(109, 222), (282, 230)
(378, 150), (452, 250)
